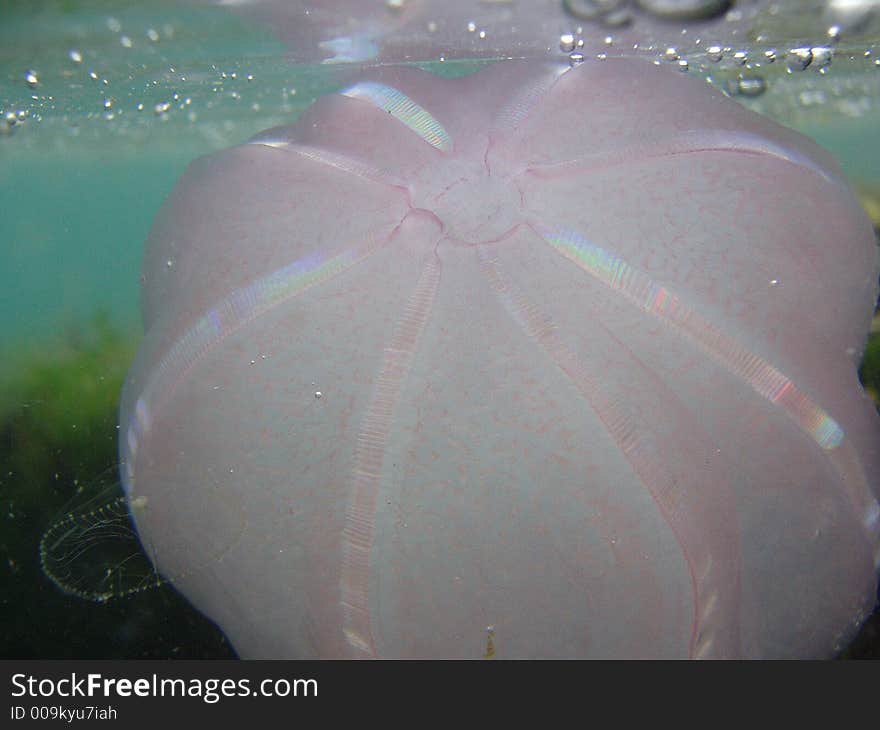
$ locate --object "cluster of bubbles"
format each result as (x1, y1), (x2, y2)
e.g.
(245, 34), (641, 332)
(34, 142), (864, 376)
(0, 8), (304, 150)
(549, 0), (880, 119)
(2, 1), (880, 149)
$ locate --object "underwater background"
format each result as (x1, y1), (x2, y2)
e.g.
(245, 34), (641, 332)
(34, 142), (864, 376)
(0, 0), (878, 659)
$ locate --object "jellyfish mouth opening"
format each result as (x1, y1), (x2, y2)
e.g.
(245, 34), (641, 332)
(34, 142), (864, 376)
(421, 171), (525, 245)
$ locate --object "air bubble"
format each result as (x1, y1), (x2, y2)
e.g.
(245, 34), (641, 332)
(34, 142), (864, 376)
(24, 70), (39, 87)
(736, 76), (767, 97)
(564, 0), (618, 20)
(786, 47), (813, 72)
(706, 45), (723, 62)
(725, 75), (767, 97)
(564, 0), (633, 27)
(560, 33), (576, 52)
(68, 49), (83, 64)
(635, 0), (731, 20)
(810, 46), (833, 72)
(604, 8), (633, 26)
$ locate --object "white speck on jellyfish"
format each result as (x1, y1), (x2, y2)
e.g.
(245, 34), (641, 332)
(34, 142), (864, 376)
(147, 28), (160, 42)
(120, 35), (132, 48)
(315, 391), (323, 399)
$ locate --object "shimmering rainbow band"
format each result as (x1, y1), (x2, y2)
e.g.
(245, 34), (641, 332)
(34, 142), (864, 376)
(121, 239), (382, 495)
(341, 81), (452, 152)
(533, 222), (845, 451)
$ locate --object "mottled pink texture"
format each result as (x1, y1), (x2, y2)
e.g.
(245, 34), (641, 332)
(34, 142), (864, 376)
(121, 59), (880, 658)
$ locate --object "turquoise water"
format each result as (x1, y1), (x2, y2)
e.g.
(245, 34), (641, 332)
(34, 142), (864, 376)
(1, 0), (879, 658)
